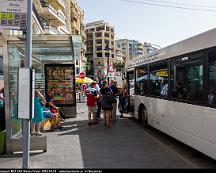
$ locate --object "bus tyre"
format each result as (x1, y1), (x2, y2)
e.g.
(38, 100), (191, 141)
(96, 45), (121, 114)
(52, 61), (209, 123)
(140, 107), (149, 128)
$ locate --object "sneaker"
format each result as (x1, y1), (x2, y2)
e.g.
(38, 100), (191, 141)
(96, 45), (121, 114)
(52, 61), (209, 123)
(36, 132), (43, 136)
(53, 128), (61, 132)
(30, 132), (36, 136)
(58, 126), (64, 130)
(96, 117), (103, 121)
(120, 115), (125, 118)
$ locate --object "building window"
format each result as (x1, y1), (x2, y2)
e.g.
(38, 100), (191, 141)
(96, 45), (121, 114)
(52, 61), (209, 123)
(105, 33), (109, 37)
(95, 32), (102, 37)
(106, 26), (110, 31)
(90, 28), (95, 32)
(96, 46), (102, 51)
(104, 40), (109, 45)
(96, 25), (105, 31)
(105, 53), (110, 57)
(87, 48), (93, 52)
(97, 53), (102, 57)
(96, 39), (102, 44)
(76, 67), (80, 75)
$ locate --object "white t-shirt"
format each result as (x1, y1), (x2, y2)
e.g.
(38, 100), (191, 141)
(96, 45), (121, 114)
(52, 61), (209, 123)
(160, 84), (168, 96)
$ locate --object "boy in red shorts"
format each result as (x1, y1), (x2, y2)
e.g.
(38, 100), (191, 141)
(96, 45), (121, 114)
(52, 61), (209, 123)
(86, 81), (99, 125)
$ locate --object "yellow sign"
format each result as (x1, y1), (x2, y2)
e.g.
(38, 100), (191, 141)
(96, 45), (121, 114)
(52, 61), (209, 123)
(156, 70), (168, 77)
(0, 12), (15, 19)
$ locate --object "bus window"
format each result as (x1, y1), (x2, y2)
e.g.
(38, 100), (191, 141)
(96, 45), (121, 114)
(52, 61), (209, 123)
(136, 66), (148, 96)
(149, 61), (168, 97)
(171, 53), (204, 103)
(208, 52), (216, 107)
(128, 71), (135, 96)
(127, 70), (135, 112)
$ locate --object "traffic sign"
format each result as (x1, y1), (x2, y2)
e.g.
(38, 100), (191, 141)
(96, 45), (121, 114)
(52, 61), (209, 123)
(0, 0), (27, 30)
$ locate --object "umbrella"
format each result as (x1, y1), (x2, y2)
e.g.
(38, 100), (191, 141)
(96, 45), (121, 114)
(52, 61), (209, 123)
(75, 77), (93, 84)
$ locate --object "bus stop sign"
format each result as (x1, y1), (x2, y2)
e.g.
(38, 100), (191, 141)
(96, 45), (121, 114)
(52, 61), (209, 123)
(0, 0), (27, 30)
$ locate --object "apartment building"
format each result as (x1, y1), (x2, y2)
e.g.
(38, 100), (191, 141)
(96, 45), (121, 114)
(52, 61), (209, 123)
(115, 39), (145, 61)
(85, 20), (115, 80)
(0, 0), (86, 76)
(68, 0), (87, 76)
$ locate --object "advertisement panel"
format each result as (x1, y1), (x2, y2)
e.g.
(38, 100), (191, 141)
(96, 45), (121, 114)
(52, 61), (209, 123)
(45, 64), (75, 107)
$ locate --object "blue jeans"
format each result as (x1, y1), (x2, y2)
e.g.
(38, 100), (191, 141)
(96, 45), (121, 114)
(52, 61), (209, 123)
(119, 96), (126, 114)
(96, 99), (102, 118)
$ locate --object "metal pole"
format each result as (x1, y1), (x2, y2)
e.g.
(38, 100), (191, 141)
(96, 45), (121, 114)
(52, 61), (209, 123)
(107, 55), (109, 85)
(23, 0), (33, 169)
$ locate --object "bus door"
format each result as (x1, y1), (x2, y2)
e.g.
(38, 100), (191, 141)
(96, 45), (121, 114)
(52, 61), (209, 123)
(127, 70), (135, 112)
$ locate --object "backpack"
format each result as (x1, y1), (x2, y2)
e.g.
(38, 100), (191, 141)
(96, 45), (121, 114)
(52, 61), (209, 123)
(101, 94), (113, 110)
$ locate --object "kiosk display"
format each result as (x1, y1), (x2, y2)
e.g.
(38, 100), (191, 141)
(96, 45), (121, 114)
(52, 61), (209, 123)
(45, 64), (75, 106)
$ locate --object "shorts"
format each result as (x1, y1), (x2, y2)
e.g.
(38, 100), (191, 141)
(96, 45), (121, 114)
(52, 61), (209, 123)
(88, 106), (96, 113)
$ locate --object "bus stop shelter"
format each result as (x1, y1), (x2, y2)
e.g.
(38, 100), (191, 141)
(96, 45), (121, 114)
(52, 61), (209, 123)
(0, 34), (79, 154)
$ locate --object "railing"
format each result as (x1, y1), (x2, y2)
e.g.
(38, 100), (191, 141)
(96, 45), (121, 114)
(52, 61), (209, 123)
(57, 12), (66, 22)
(42, 3), (66, 24)
(42, 3), (58, 16)
(33, 4), (44, 30)
(44, 25), (60, 34)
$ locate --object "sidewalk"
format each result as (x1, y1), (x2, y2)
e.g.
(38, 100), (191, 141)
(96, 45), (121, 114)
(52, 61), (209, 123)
(0, 103), (193, 169)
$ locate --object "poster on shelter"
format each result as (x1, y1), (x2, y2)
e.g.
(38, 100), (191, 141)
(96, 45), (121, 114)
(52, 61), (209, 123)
(45, 64), (75, 106)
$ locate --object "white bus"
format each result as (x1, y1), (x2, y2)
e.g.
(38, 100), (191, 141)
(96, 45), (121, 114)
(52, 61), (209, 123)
(125, 28), (216, 160)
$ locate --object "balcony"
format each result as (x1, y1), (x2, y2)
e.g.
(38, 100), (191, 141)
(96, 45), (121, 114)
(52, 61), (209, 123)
(33, 4), (44, 30)
(59, 26), (70, 34)
(71, 11), (79, 20)
(49, 0), (65, 9)
(33, 0), (43, 14)
(41, 4), (66, 26)
(44, 25), (60, 34)
(137, 47), (143, 51)
(71, 21), (80, 33)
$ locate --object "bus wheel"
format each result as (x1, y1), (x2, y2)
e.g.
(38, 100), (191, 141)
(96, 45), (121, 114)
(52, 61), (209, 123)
(140, 107), (148, 128)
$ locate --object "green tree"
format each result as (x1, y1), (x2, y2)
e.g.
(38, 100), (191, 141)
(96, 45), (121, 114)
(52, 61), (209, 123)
(113, 61), (125, 72)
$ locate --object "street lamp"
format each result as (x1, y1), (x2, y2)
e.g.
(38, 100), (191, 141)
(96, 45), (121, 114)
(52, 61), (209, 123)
(104, 43), (112, 85)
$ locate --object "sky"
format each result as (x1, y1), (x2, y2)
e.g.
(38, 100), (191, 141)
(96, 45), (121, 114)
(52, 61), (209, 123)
(76, 0), (216, 48)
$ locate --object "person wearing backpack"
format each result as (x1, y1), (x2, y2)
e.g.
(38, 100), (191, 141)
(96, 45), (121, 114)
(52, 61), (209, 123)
(110, 80), (118, 121)
(100, 80), (113, 128)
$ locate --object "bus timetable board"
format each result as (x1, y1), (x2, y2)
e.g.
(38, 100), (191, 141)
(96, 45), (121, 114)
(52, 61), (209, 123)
(45, 64), (75, 107)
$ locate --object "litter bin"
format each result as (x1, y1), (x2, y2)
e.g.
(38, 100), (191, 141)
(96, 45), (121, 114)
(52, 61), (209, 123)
(0, 130), (6, 154)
